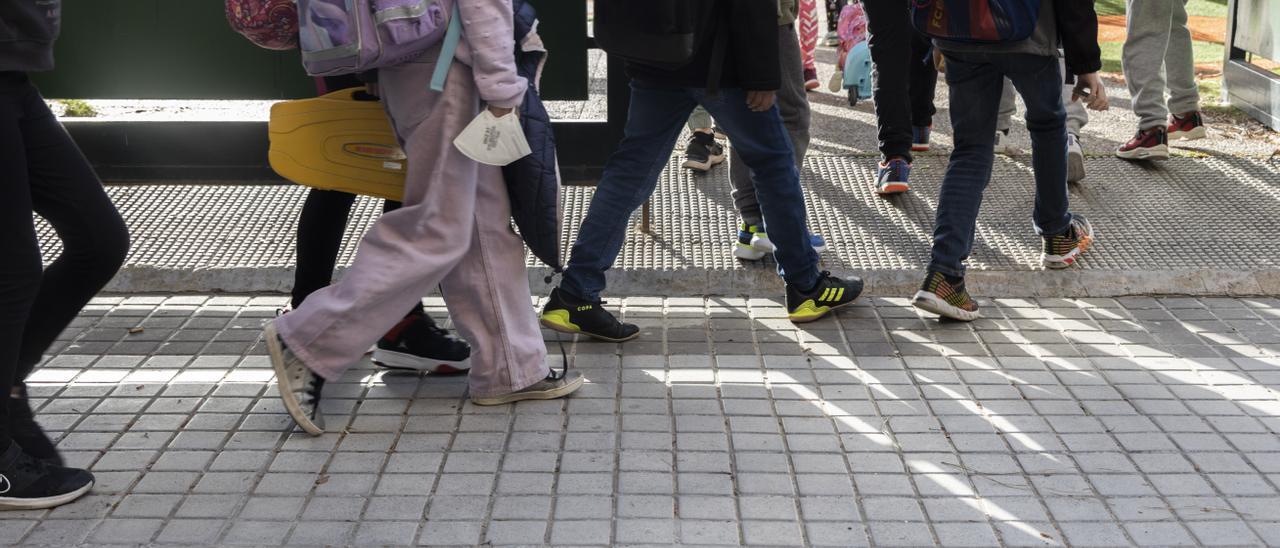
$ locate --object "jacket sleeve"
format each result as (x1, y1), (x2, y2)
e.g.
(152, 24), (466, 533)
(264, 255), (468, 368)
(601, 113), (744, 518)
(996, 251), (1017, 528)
(729, 0), (781, 91)
(457, 0), (529, 108)
(1054, 0), (1102, 75)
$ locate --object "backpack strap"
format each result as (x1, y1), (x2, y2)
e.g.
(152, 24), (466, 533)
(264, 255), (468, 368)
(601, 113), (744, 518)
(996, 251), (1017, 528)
(429, 1), (463, 91)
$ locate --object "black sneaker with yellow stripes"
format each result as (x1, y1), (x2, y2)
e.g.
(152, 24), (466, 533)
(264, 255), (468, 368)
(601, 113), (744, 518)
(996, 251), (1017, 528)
(912, 271), (980, 322)
(540, 288), (641, 342)
(785, 271), (863, 323)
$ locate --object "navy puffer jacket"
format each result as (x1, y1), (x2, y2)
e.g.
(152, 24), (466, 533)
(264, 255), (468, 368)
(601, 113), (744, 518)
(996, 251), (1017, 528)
(502, 0), (561, 271)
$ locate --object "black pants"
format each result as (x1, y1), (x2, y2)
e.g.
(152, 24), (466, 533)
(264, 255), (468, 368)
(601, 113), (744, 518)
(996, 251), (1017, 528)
(0, 72), (128, 445)
(291, 76), (425, 317)
(863, 0), (938, 162)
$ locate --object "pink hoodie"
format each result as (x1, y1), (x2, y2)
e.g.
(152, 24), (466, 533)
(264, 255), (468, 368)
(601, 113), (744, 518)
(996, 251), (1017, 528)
(453, 0), (528, 109)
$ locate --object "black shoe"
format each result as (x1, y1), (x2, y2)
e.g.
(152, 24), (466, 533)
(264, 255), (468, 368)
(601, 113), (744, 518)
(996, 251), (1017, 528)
(7, 386), (61, 466)
(372, 313), (472, 374)
(540, 288), (640, 342)
(681, 131), (725, 172)
(0, 441), (93, 511)
(785, 271), (864, 323)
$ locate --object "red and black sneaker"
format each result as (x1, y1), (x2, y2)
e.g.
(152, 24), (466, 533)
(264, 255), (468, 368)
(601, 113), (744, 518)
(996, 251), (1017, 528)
(1168, 111), (1206, 141)
(372, 313), (471, 374)
(1115, 126), (1168, 161)
(912, 271), (980, 322)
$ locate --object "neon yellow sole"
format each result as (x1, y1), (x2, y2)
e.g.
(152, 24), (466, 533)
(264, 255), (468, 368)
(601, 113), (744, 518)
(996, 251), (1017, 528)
(788, 300), (831, 323)
(539, 309), (580, 334)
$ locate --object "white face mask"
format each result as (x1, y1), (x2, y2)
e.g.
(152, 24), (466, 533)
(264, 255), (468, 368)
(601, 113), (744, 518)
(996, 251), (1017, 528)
(453, 109), (531, 166)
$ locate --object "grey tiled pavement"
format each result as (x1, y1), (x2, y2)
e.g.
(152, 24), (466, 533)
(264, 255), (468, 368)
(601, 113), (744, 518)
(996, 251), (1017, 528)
(6, 294), (1280, 546)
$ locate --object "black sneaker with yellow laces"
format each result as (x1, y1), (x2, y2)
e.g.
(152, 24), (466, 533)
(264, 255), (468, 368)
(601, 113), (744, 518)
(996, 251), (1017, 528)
(785, 271), (863, 323)
(540, 288), (640, 342)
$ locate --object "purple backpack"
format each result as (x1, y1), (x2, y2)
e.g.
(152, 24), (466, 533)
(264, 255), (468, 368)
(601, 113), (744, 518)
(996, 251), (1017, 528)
(297, 0), (462, 90)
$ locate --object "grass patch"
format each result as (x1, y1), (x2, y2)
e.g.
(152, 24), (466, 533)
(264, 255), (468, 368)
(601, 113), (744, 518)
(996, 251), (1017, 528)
(58, 99), (97, 118)
(1098, 40), (1223, 73)
(1095, 0), (1227, 18)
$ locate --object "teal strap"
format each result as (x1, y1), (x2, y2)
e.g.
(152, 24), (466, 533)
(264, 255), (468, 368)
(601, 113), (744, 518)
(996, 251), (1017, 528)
(429, 1), (463, 91)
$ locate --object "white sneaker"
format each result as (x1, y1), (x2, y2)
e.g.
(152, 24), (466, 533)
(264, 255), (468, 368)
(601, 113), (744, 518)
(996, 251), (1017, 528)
(993, 130), (1015, 155)
(1067, 133), (1086, 183)
(265, 321), (326, 436)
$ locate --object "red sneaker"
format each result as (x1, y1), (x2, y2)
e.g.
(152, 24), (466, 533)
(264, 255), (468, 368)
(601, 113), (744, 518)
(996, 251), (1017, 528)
(1115, 127), (1168, 161)
(1168, 111), (1206, 141)
(804, 67), (820, 91)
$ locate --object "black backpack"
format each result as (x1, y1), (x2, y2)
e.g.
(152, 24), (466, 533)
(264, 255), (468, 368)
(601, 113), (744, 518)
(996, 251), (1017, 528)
(593, 0), (729, 91)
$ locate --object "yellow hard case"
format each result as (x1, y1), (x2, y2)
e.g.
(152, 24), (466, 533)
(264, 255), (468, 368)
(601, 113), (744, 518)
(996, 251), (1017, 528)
(268, 87), (407, 202)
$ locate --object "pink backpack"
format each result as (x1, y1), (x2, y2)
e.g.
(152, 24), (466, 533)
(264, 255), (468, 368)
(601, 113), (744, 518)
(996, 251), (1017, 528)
(225, 0), (299, 50)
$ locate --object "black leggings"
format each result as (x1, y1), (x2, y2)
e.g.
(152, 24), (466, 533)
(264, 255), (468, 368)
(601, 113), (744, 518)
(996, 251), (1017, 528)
(0, 72), (128, 444)
(291, 76), (425, 317)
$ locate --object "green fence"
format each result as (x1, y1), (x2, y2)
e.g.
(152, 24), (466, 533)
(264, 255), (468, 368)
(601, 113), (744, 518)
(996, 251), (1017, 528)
(33, 0), (588, 100)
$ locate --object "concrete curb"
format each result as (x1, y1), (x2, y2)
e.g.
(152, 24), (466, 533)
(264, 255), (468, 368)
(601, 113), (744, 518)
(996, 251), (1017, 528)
(102, 265), (1280, 297)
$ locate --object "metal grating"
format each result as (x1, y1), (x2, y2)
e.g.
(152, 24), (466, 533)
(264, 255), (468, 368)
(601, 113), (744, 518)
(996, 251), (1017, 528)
(35, 156), (1280, 292)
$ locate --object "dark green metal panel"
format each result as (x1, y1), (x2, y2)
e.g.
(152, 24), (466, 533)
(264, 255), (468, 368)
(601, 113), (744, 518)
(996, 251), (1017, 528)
(34, 0), (588, 100)
(33, 1), (315, 99)
(526, 0), (588, 100)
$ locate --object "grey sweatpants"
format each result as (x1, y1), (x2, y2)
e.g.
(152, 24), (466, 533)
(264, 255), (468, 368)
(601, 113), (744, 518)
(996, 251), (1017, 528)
(998, 57), (1088, 136)
(1122, 0), (1200, 130)
(687, 24), (811, 227)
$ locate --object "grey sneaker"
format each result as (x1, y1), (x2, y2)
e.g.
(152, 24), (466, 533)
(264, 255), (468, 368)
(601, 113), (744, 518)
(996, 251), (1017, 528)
(265, 321), (326, 436)
(1067, 133), (1086, 183)
(471, 369), (585, 406)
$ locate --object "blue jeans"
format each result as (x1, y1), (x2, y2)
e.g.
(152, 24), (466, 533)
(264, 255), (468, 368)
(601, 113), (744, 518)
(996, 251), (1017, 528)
(929, 51), (1073, 278)
(561, 81), (820, 301)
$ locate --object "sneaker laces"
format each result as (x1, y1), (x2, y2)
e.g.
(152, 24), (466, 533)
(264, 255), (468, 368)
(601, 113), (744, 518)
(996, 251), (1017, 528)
(304, 376), (325, 409)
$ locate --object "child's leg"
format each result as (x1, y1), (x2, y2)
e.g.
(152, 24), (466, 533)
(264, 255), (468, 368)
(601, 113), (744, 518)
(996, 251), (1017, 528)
(1165, 0), (1201, 115)
(997, 79), (1017, 134)
(439, 157), (549, 399)
(560, 84), (698, 302)
(798, 0), (819, 72)
(928, 51), (1005, 277)
(730, 24), (812, 228)
(1005, 54), (1072, 237)
(1123, 0), (1175, 130)
(907, 30), (938, 128)
(1061, 58), (1089, 136)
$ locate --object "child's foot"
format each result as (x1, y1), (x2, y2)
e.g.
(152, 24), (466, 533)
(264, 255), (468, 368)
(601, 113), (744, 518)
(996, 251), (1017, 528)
(1168, 111), (1206, 141)
(876, 157), (911, 195)
(911, 125), (932, 152)
(0, 441), (94, 510)
(993, 130), (1015, 156)
(470, 368), (585, 406)
(912, 271), (980, 322)
(372, 313), (471, 374)
(540, 288), (640, 342)
(1067, 133), (1086, 183)
(785, 271), (863, 323)
(1042, 215), (1095, 269)
(682, 131), (725, 172)
(7, 387), (62, 466)
(733, 224), (829, 261)
(265, 322), (326, 436)
(733, 224), (768, 260)
(804, 67), (820, 91)
(1116, 127), (1168, 160)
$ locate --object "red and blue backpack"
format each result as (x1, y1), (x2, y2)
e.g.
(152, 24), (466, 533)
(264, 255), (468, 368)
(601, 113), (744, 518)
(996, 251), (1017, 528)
(909, 0), (1040, 43)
